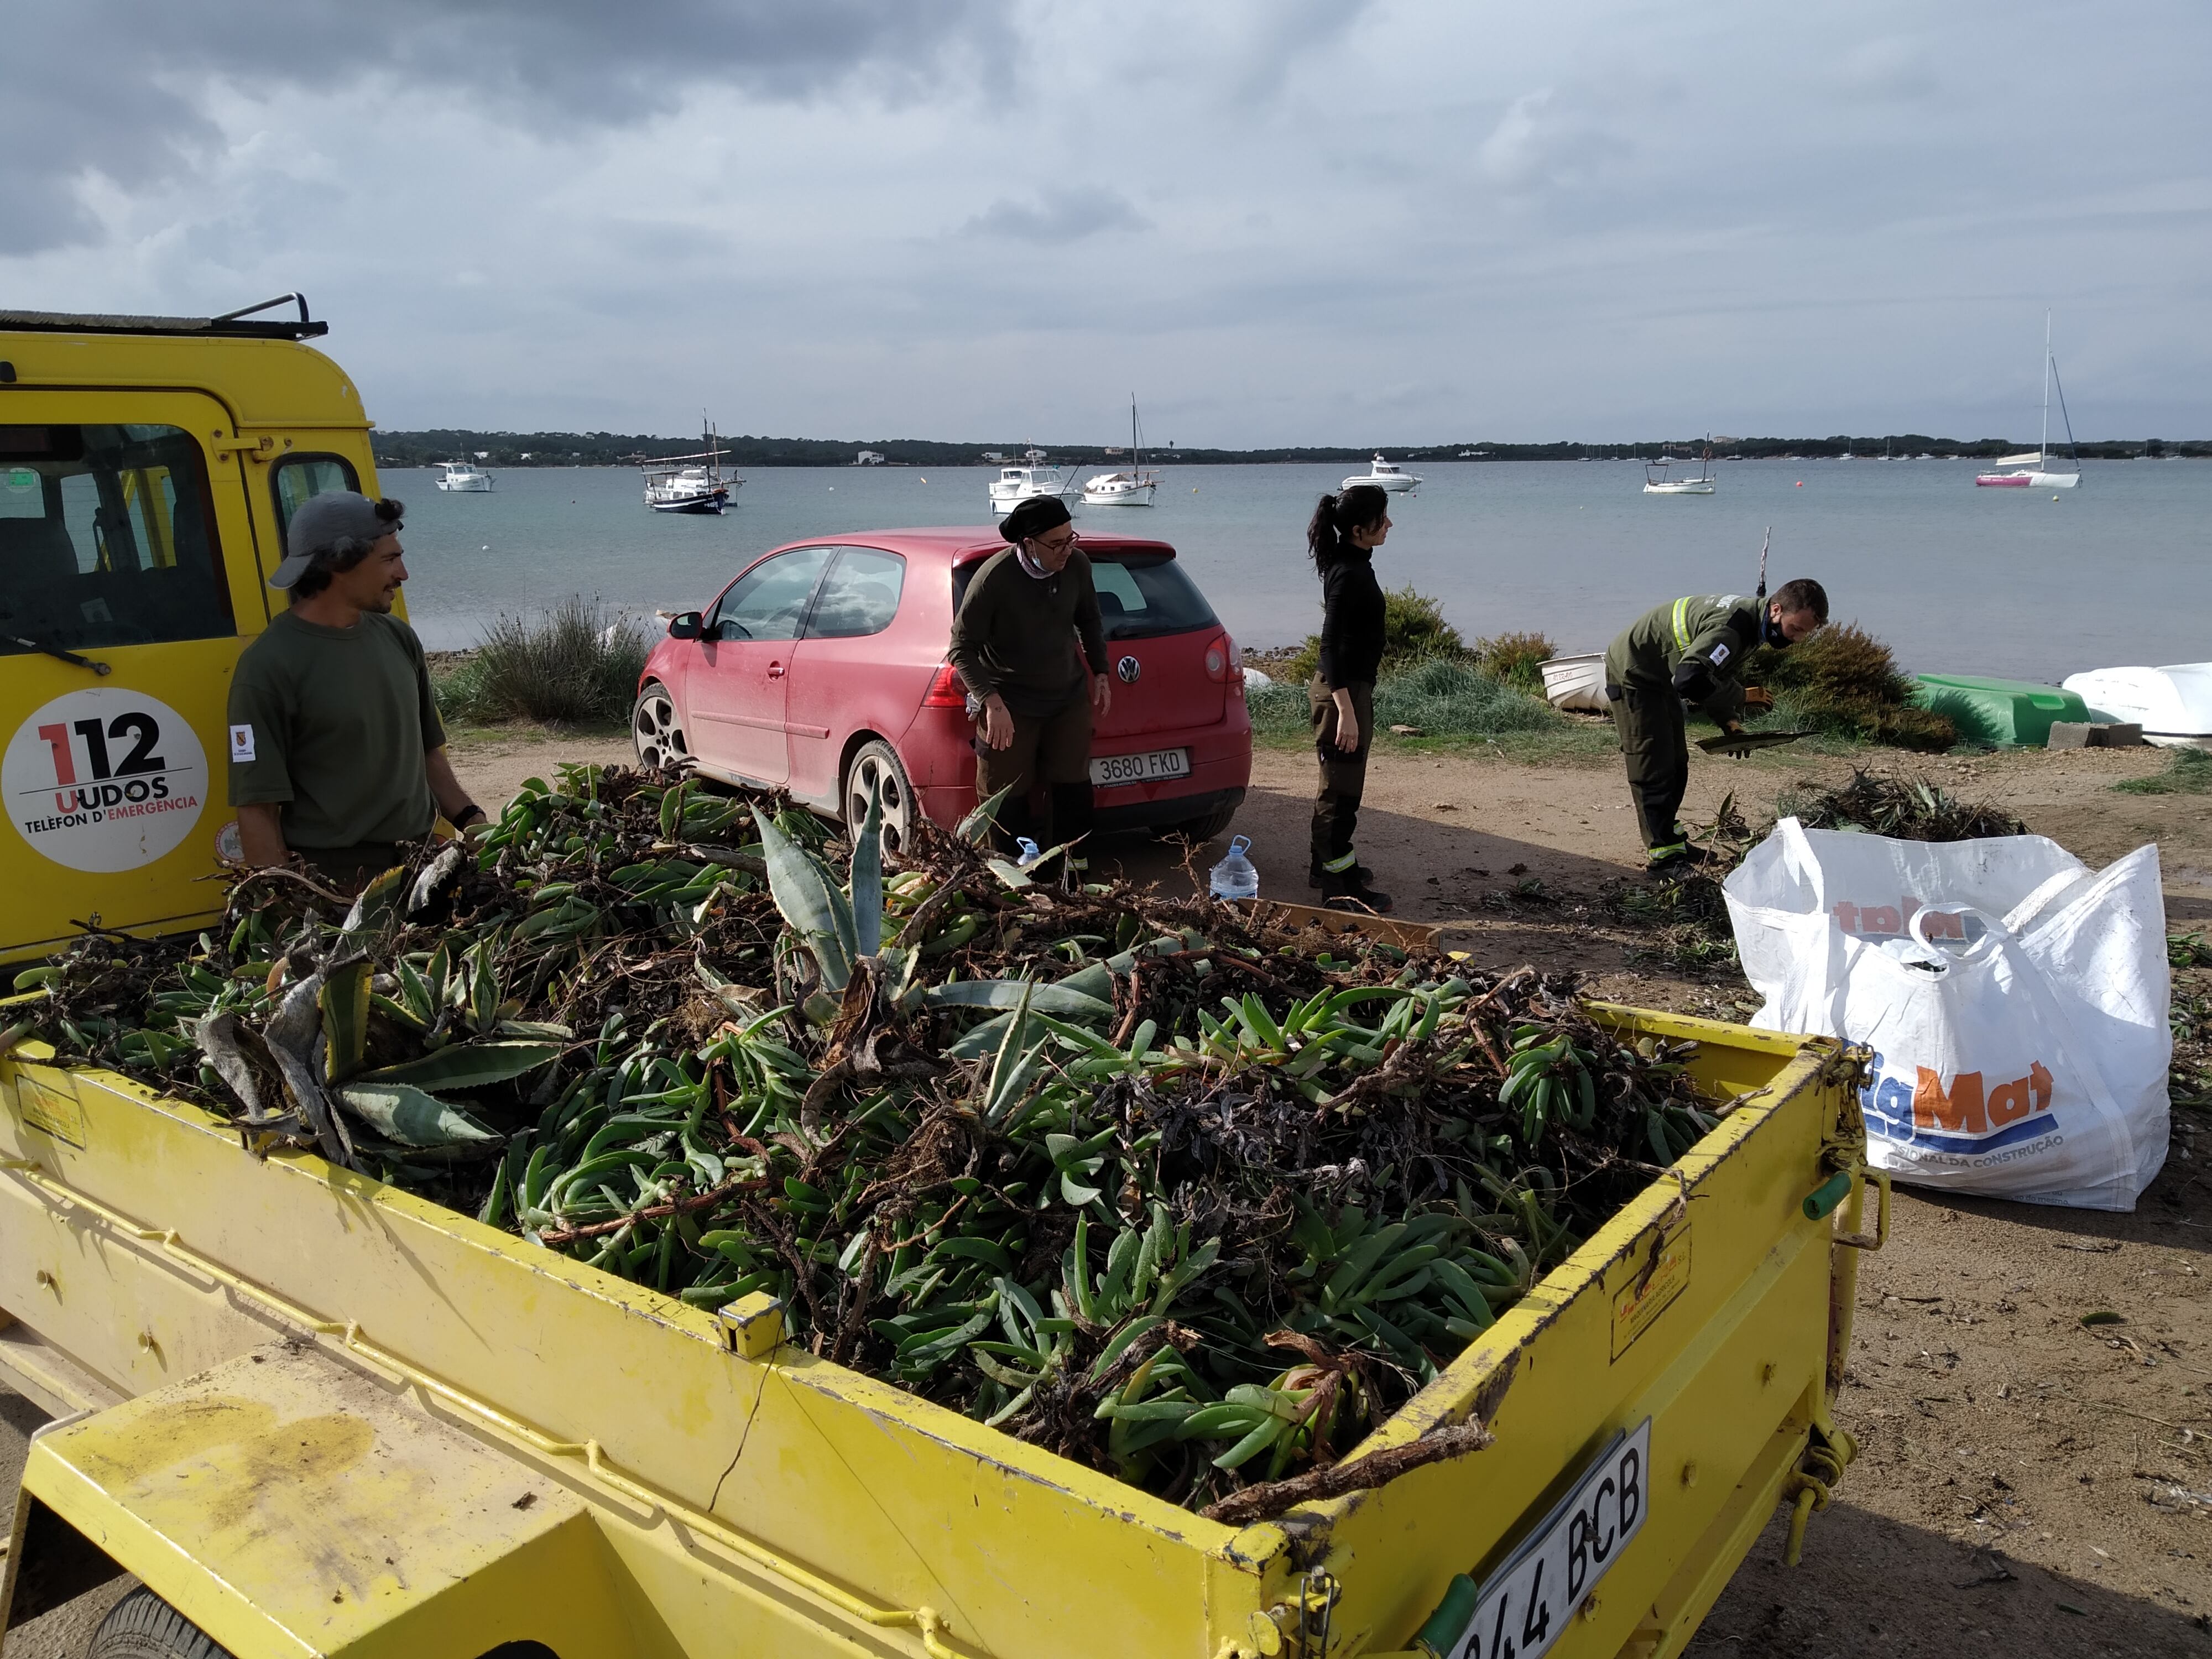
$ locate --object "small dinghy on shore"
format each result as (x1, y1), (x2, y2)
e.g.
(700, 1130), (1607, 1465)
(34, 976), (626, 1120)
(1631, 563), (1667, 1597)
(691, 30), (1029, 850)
(2062, 664), (2212, 749)
(1539, 652), (1610, 712)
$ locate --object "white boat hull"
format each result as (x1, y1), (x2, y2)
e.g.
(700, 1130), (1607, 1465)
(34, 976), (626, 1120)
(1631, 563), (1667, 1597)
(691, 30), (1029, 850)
(1538, 653), (1610, 713)
(1081, 484), (1156, 506)
(1643, 481), (1715, 495)
(1343, 474), (1420, 493)
(435, 476), (493, 492)
(2062, 664), (2212, 747)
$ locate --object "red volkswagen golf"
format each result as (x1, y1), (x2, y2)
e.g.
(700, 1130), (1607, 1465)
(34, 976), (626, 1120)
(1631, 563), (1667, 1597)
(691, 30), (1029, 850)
(632, 527), (1251, 853)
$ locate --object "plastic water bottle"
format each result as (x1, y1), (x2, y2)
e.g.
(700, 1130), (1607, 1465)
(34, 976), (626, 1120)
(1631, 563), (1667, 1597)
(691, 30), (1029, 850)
(1208, 836), (1259, 901)
(1014, 837), (1042, 869)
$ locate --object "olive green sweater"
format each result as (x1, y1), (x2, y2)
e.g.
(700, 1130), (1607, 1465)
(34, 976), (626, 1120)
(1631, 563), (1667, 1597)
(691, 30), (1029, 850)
(948, 548), (1108, 717)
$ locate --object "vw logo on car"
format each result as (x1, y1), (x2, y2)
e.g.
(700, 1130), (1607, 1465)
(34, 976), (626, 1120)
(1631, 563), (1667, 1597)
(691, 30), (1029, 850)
(1117, 655), (1142, 684)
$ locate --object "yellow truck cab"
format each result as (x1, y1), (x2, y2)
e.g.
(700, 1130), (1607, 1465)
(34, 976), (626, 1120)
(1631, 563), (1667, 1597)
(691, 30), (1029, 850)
(0, 301), (379, 963)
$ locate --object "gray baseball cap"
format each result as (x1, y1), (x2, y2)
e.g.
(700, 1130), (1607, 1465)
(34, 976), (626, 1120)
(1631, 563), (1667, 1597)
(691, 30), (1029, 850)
(270, 490), (404, 588)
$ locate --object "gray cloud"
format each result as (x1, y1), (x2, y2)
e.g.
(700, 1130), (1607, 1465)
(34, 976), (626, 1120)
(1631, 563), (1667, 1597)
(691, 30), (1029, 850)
(2, 0), (1013, 253)
(961, 191), (1150, 243)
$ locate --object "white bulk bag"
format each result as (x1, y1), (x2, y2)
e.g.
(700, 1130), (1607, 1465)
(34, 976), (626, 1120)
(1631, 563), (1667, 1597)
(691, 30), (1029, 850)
(1723, 818), (2170, 1210)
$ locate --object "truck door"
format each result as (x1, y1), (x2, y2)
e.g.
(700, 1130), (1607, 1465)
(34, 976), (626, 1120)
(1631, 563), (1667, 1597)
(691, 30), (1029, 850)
(0, 393), (265, 961)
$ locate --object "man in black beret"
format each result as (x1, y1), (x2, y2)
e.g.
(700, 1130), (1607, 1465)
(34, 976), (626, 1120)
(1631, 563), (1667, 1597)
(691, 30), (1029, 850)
(947, 494), (1111, 871)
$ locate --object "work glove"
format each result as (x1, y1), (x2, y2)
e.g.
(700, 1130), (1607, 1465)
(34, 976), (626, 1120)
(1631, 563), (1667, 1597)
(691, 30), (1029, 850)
(1742, 686), (1775, 713)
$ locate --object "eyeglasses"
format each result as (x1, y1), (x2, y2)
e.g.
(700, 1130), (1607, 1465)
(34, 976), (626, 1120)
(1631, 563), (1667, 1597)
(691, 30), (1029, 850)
(1035, 529), (1081, 552)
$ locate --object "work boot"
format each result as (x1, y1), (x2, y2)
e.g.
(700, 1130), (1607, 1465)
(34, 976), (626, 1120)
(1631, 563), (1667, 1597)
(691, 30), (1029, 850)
(1309, 862), (1378, 890)
(1319, 867), (1394, 914)
(1645, 842), (1711, 878)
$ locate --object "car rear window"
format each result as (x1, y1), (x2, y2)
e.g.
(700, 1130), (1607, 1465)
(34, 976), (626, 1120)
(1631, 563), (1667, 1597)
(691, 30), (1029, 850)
(952, 550), (1216, 640)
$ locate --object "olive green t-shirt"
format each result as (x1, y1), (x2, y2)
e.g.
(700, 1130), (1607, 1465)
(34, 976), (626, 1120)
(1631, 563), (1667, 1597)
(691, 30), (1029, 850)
(225, 609), (445, 849)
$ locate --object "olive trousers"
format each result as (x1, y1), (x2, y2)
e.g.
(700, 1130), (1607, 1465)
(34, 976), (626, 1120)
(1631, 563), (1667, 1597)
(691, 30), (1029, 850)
(974, 695), (1094, 859)
(1606, 683), (1690, 852)
(1308, 678), (1374, 875)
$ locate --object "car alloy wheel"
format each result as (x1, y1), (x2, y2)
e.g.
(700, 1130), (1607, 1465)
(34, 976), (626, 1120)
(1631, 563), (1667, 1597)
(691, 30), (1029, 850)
(632, 681), (692, 773)
(844, 739), (916, 857)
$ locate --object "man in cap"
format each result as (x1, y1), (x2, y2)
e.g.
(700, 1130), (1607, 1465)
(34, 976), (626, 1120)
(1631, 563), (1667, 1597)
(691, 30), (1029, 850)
(226, 490), (486, 886)
(1603, 578), (1828, 875)
(947, 495), (1111, 871)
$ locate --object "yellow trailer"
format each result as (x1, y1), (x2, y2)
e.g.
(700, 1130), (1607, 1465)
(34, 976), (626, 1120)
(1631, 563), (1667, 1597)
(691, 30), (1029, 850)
(1, 307), (1882, 1658)
(1, 1002), (1880, 1659)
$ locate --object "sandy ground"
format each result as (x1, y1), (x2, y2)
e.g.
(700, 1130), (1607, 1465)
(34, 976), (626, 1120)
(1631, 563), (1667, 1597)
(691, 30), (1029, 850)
(5, 728), (2207, 1655)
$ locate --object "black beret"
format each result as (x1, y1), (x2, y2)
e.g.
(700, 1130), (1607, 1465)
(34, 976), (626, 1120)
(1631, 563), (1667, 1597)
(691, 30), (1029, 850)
(998, 494), (1073, 543)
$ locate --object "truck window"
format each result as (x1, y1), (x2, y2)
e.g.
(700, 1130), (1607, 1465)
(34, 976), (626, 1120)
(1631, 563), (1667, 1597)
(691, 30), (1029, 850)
(273, 454), (360, 539)
(0, 423), (236, 655)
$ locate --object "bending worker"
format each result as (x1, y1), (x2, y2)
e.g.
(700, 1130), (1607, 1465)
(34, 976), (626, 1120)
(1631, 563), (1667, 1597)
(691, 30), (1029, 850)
(1603, 580), (1827, 874)
(227, 490), (487, 889)
(947, 494), (1111, 873)
(1305, 484), (1394, 914)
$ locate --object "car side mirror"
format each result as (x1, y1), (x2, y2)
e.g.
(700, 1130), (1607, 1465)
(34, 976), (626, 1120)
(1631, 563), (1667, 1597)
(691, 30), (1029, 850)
(668, 612), (703, 640)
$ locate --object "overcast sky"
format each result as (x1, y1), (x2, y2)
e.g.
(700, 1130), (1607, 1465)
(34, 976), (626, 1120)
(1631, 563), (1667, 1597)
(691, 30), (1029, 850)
(9, 1), (2209, 446)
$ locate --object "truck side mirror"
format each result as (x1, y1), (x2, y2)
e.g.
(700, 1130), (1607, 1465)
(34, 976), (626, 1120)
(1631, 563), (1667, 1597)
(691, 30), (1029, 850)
(668, 612), (703, 640)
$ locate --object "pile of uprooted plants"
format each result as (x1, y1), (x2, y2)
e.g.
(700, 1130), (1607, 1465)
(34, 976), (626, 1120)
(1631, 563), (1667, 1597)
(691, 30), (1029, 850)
(7, 765), (1724, 1521)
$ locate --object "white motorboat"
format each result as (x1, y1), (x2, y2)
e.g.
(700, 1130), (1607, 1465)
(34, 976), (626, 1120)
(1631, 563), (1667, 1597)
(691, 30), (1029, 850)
(988, 449), (1074, 513)
(434, 460), (494, 492)
(1976, 314), (2083, 490)
(1342, 453), (1421, 493)
(1538, 653), (1611, 713)
(2062, 664), (2212, 749)
(641, 421), (742, 515)
(1082, 399), (1161, 505)
(1644, 441), (1716, 495)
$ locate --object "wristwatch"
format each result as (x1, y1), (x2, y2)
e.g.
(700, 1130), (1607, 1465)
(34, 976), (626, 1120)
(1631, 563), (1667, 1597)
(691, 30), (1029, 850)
(453, 804), (488, 829)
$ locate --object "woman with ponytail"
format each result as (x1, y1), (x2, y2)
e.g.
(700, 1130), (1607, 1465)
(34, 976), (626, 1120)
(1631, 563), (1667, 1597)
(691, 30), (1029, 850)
(1305, 484), (1393, 912)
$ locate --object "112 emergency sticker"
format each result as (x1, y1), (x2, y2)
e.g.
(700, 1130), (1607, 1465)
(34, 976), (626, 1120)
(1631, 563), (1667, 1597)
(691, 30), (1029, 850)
(4, 689), (208, 873)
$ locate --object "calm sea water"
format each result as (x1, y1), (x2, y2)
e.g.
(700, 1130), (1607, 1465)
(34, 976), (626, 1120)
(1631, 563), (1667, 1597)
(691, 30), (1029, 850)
(385, 458), (2209, 681)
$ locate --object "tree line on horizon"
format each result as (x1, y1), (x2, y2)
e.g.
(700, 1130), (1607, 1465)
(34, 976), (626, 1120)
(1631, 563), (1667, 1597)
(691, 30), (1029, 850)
(369, 428), (2205, 469)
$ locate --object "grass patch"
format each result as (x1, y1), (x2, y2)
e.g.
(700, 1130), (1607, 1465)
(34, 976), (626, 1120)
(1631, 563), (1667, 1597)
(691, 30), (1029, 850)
(2112, 747), (2212, 795)
(1746, 622), (1955, 753)
(432, 597), (652, 726)
(1249, 657), (1568, 743)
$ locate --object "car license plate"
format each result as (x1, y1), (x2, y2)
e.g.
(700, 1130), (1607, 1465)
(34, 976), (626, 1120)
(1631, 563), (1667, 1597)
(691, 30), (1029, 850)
(1444, 1418), (1651, 1659)
(1089, 748), (1190, 787)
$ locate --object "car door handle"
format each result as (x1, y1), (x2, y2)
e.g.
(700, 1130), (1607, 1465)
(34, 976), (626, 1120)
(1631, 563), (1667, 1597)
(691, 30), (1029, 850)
(766, 661), (785, 679)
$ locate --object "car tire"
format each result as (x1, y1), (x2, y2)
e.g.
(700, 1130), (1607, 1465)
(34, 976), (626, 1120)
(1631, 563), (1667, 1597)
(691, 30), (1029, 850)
(632, 680), (692, 773)
(1165, 800), (1241, 844)
(844, 739), (917, 858)
(90, 1588), (237, 1659)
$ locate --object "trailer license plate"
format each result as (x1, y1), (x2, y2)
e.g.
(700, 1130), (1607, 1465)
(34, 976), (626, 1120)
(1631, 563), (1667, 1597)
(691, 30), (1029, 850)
(1089, 748), (1190, 787)
(1448, 1418), (1652, 1659)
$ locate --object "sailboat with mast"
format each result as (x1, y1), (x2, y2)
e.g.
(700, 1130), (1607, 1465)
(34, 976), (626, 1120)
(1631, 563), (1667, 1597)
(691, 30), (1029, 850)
(640, 419), (743, 514)
(1976, 315), (2082, 490)
(1082, 399), (1162, 505)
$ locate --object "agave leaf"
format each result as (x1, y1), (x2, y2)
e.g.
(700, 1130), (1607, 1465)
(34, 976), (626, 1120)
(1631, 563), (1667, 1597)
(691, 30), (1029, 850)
(359, 1040), (562, 1092)
(318, 957), (372, 1084)
(338, 1082), (498, 1147)
(925, 979), (1115, 1020)
(339, 865), (408, 942)
(957, 782), (1015, 846)
(751, 806), (853, 992)
(851, 778), (884, 958)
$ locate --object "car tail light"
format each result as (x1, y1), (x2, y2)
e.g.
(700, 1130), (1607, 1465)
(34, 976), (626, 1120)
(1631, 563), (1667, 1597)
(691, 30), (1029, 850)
(1204, 632), (1240, 686)
(922, 662), (968, 707)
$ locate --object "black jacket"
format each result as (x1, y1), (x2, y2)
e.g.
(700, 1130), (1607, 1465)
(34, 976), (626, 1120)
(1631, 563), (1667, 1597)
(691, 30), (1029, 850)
(1317, 551), (1385, 689)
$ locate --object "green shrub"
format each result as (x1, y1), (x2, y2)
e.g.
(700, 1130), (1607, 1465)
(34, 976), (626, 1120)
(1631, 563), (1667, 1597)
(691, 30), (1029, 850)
(1472, 631), (1558, 693)
(1747, 622), (1955, 753)
(1249, 658), (1564, 740)
(435, 597), (653, 726)
(1282, 585), (1469, 682)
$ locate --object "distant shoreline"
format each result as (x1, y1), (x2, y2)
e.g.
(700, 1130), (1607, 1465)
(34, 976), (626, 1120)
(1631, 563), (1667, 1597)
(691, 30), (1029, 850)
(375, 434), (2209, 470)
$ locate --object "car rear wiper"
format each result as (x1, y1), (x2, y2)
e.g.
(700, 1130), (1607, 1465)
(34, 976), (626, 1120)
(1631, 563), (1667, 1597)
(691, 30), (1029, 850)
(6, 635), (112, 676)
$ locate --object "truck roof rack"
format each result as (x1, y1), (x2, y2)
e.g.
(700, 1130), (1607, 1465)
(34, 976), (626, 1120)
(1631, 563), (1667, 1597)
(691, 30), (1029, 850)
(0, 293), (328, 341)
